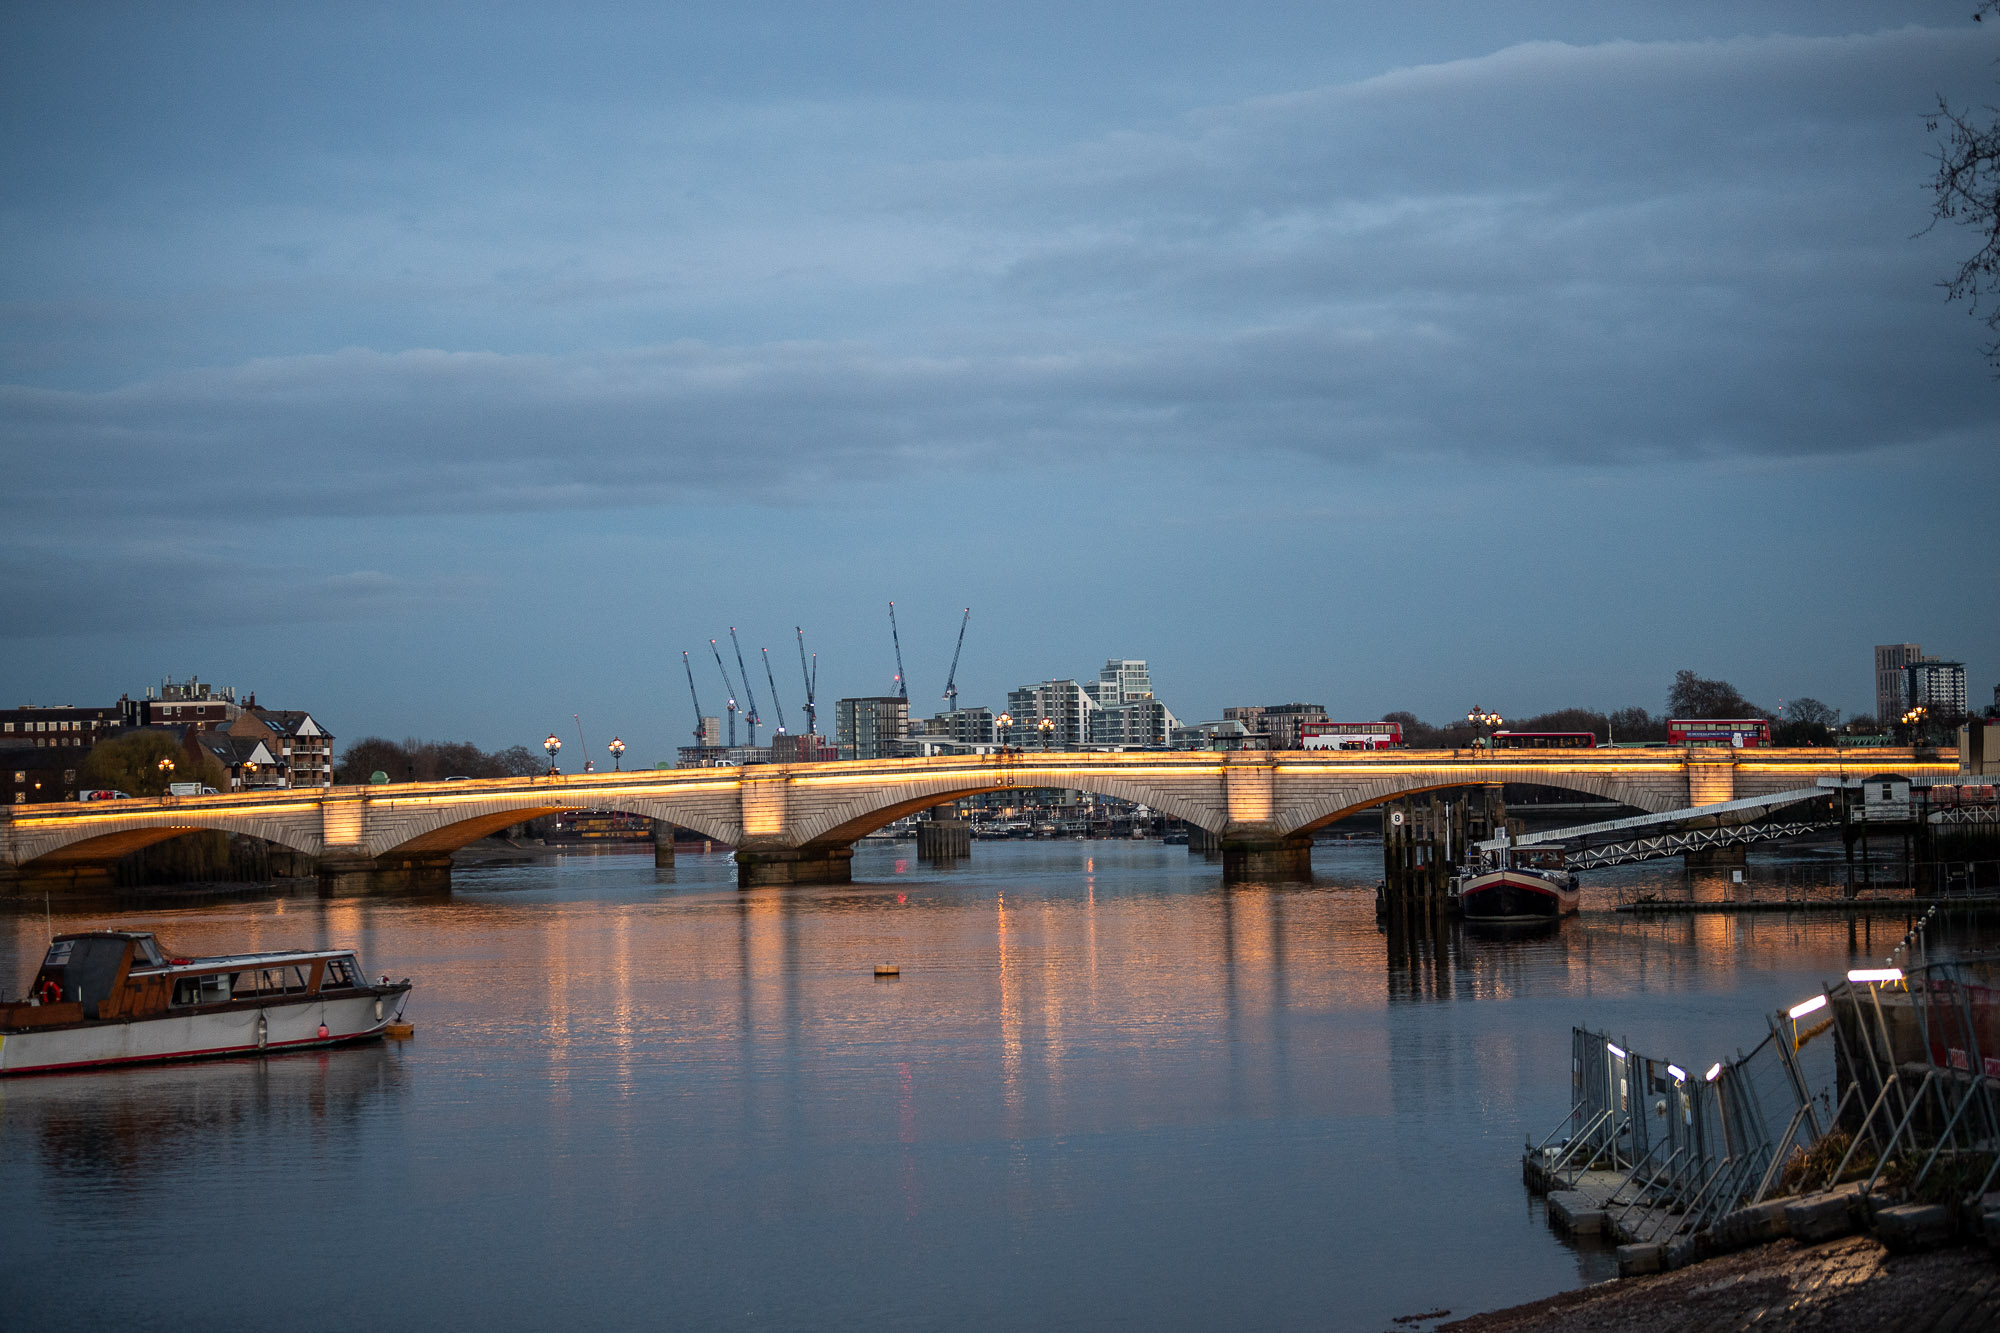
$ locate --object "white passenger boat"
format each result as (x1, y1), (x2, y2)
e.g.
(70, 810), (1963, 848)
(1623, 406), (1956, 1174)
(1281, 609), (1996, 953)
(1, 930), (411, 1076)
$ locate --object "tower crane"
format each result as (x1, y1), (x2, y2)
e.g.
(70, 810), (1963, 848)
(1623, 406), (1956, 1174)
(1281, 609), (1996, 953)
(888, 601), (909, 700)
(681, 652), (707, 745)
(942, 607), (970, 712)
(728, 627), (761, 747)
(708, 639), (739, 747)
(760, 647), (788, 735)
(796, 627), (819, 736)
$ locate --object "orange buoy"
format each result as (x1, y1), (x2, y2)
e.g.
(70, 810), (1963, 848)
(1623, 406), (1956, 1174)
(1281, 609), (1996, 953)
(317, 1023), (330, 1039)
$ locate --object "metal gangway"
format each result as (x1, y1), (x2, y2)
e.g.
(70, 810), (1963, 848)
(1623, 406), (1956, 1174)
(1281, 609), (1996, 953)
(1530, 935), (2000, 1264)
(1477, 787), (1834, 870)
(1528, 1013), (1828, 1254)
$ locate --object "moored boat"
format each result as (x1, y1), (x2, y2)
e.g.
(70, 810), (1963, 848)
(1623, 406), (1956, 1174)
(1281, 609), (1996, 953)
(1457, 848), (1580, 921)
(1, 930), (411, 1076)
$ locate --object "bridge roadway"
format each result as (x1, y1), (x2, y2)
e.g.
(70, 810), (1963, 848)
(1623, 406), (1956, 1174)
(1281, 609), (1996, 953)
(0, 747), (1955, 892)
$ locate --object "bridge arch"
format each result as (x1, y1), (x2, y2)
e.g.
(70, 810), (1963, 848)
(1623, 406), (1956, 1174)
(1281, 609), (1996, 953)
(11, 810), (325, 874)
(788, 772), (1227, 849)
(363, 793), (742, 858)
(1276, 771), (1680, 838)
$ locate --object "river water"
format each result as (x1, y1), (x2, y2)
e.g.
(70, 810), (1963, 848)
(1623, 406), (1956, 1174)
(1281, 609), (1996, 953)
(3, 841), (1985, 1331)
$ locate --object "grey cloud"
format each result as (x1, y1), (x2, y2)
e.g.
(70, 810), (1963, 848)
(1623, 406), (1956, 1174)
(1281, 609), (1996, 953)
(3, 25), (1996, 526)
(0, 535), (486, 636)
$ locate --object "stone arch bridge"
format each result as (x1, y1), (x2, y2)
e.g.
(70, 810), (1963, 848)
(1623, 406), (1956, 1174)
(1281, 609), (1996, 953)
(0, 747), (1953, 892)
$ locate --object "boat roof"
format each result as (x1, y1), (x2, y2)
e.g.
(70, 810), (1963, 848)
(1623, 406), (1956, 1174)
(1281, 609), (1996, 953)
(136, 948), (359, 975)
(49, 931), (359, 973)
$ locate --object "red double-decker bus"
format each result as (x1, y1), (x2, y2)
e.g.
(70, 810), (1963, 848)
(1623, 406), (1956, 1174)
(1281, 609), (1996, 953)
(1300, 721), (1404, 750)
(1666, 718), (1770, 748)
(1489, 731), (1598, 749)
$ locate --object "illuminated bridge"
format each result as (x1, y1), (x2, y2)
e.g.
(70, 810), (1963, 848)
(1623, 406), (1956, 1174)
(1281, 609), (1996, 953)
(0, 747), (1956, 893)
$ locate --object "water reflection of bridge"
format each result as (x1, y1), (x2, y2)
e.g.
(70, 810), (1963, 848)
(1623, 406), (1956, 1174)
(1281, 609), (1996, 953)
(0, 748), (1953, 892)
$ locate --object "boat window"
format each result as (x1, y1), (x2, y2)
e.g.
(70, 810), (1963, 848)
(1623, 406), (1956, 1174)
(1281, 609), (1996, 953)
(322, 957), (361, 989)
(231, 966), (311, 998)
(43, 940), (74, 967)
(135, 937), (165, 966)
(170, 974), (233, 1006)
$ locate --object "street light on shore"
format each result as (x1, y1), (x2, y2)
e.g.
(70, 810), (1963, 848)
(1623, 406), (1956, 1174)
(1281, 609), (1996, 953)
(608, 737), (625, 772)
(544, 734), (562, 775)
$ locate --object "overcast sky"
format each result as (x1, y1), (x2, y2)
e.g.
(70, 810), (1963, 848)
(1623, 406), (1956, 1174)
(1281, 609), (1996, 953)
(3, 2), (1995, 762)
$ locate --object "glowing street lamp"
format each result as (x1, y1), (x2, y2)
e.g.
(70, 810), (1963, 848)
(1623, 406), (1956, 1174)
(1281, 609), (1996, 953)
(607, 737), (625, 772)
(1038, 715), (1055, 752)
(1468, 706), (1503, 746)
(544, 733), (562, 775)
(995, 712), (1013, 755)
(158, 757), (175, 776)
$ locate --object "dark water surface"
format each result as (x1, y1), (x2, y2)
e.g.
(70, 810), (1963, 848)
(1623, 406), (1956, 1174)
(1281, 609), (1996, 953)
(3, 842), (1983, 1331)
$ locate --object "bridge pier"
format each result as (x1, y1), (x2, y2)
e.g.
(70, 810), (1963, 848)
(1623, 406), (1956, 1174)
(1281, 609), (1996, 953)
(1219, 832), (1313, 882)
(917, 818), (970, 861)
(733, 841), (853, 888)
(316, 852), (453, 895)
(652, 821), (675, 869)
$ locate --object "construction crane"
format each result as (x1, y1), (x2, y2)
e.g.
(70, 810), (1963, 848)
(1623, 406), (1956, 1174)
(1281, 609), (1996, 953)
(708, 639), (739, 747)
(888, 601), (909, 700)
(796, 627), (819, 736)
(728, 627), (761, 747)
(681, 652), (707, 745)
(942, 607), (970, 712)
(760, 647), (789, 735)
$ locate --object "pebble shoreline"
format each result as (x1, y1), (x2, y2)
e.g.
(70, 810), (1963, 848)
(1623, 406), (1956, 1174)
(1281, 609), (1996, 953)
(1406, 1235), (1999, 1333)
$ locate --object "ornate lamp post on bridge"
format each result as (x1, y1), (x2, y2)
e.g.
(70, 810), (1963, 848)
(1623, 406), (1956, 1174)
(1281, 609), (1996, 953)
(1038, 715), (1055, 752)
(544, 733), (562, 775)
(995, 712), (1012, 756)
(157, 756), (174, 793)
(1467, 706), (1502, 748)
(607, 737), (625, 772)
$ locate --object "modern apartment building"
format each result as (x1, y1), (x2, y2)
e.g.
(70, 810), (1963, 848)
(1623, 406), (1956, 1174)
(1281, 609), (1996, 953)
(1085, 659), (1154, 706)
(1090, 698), (1178, 747)
(1874, 644), (1924, 723)
(1222, 703), (1329, 750)
(924, 707), (996, 746)
(835, 696), (910, 760)
(1904, 660), (1968, 719)
(1004, 679), (1096, 747)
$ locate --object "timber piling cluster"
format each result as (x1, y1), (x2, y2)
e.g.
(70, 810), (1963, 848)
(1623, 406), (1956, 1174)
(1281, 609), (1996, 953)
(1379, 786), (1510, 917)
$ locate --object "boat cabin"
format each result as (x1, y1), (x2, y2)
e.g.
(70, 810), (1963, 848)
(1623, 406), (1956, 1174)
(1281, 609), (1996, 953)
(6, 930), (374, 1031)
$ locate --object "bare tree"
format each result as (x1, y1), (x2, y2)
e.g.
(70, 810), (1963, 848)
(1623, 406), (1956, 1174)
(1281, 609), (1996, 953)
(1668, 670), (1765, 719)
(1929, 3), (2000, 368)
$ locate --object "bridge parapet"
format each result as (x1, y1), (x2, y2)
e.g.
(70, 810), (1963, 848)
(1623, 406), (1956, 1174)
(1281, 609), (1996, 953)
(0, 747), (1959, 891)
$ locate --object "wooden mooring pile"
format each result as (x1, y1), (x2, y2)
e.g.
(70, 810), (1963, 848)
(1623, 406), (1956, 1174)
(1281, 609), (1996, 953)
(1379, 786), (1512, 915)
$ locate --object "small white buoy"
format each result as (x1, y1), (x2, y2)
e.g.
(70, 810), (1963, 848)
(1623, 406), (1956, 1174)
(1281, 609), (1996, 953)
(874, 963), (899, 977)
